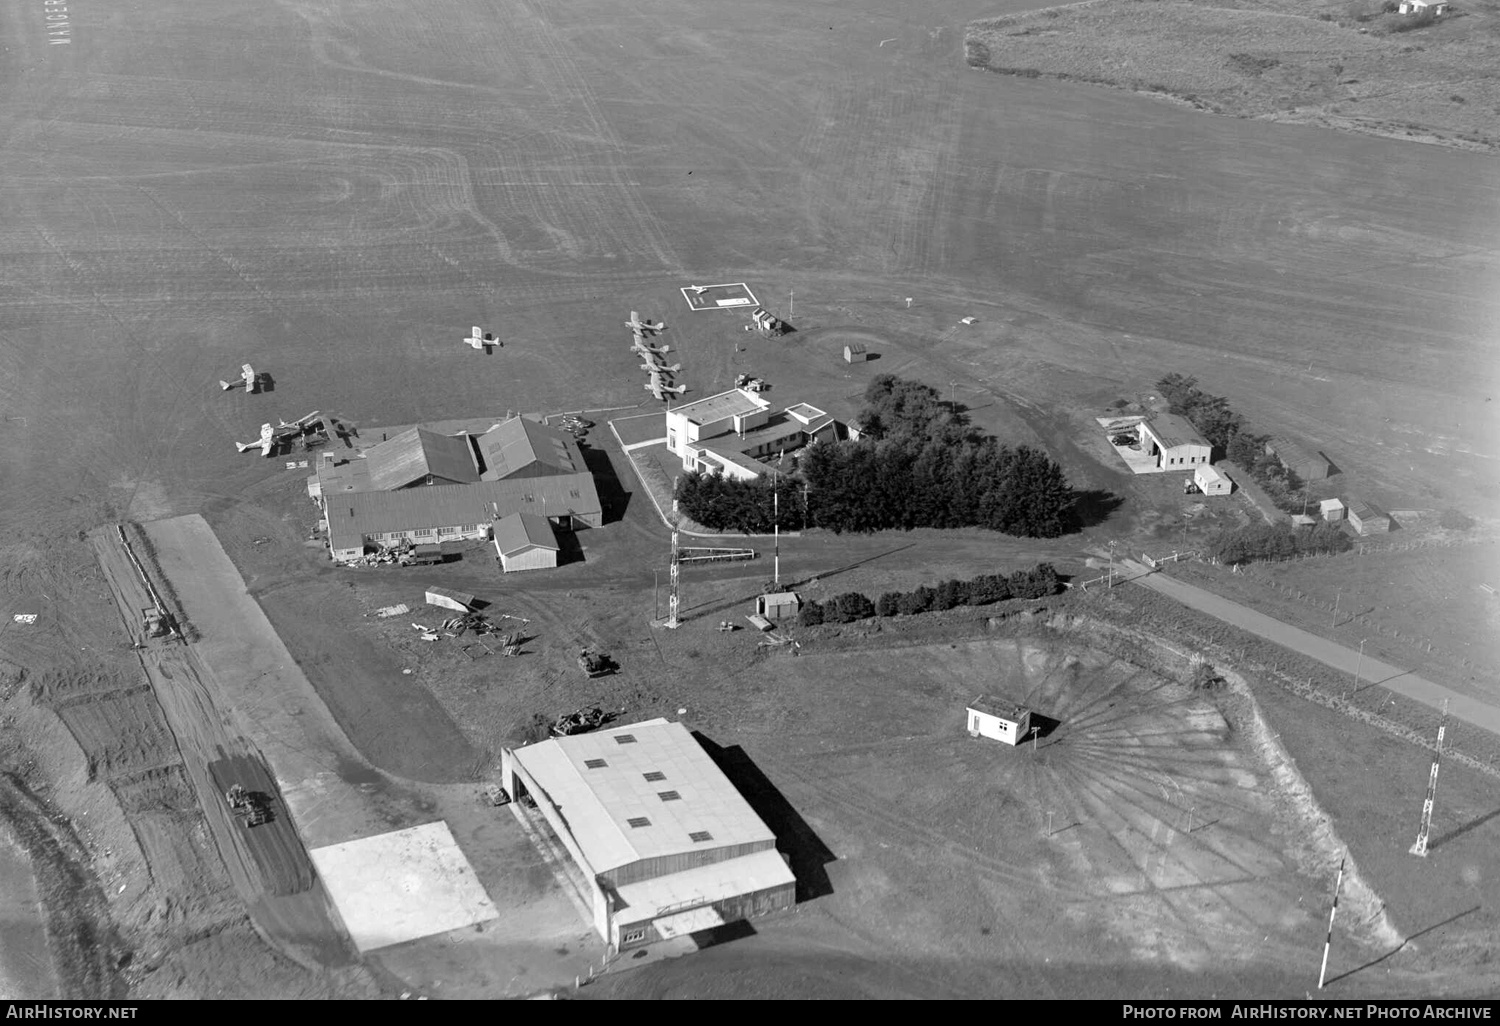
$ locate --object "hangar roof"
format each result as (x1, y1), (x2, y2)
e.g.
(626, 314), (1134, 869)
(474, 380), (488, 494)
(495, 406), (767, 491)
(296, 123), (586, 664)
(510, 719), (777, 873)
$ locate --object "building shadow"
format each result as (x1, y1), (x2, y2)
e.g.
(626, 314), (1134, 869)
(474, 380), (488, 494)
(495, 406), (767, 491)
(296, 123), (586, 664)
(1029, 712), (1063, 741)
(691, 732), (836, 903)
(553, 528), (587, 567)
(582, 445), (632, 524)
(690, 918), (757, 951)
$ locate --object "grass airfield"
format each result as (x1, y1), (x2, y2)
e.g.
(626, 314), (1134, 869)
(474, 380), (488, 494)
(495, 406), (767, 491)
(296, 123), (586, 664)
(0, 0), (1498, 1000)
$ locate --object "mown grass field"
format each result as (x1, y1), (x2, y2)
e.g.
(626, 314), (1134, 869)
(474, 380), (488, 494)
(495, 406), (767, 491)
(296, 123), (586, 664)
(967, 0), (1500, 149)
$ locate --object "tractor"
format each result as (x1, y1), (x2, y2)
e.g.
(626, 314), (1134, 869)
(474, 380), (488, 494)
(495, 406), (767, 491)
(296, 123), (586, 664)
(577, 648), (615, 678)
(225, 784), (270, 828)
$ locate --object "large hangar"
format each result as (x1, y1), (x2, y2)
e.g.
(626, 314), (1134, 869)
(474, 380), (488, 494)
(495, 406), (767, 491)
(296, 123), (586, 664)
(501, 719), (796, 952)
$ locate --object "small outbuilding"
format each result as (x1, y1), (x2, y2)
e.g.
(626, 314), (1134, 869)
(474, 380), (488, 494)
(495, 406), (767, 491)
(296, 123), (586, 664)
(755, 592), (801, 620)
(1265, 436), (1331, 482)
(492, 512), (560, 573)
(1319, 498), (1346, 522)
(1193, 464), (1232, 496)
(842, 343), (869, 364)
(1398, 0), (1447, 14)
(425, 587), (475, 612)
(1344, 496), (1391, 535)
(966, 696), (1034, 746)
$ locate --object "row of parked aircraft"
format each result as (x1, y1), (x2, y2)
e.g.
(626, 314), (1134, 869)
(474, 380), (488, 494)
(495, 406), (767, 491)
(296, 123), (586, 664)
(234, 411), (326, 457)
(629, 311), (686, 401)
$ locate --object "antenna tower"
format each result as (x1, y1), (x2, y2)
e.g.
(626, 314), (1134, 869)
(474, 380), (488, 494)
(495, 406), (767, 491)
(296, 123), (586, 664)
(1409, 699), (1449, 857)
(666, 479), (681, 629)
(773, 480), (780, 589)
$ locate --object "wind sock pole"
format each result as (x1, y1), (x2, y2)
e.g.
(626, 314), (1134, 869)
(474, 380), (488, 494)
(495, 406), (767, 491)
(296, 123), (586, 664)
(1318, 853), (1346, 990)
(667, 477), (681, 628)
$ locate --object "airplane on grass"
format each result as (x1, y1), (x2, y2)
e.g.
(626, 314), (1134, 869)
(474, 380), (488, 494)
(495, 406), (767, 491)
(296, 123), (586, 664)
(461, 326), (499, 351)
(632, 339), (671, 354)
(640, 361), (682, 374)
(236, 423), (276, 457)
(625, 311), (665, 334)
(645, 379), (687, 401)
(235, 411), (325, 457)
(220, 364), (258, 393)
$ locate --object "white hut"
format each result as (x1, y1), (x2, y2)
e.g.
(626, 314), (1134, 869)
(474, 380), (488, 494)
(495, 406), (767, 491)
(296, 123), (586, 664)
(965, 696), (1034, 746)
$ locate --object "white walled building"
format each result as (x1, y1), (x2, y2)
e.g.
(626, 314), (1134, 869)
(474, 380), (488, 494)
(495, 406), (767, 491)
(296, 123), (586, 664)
(966, 696), (1034, 746)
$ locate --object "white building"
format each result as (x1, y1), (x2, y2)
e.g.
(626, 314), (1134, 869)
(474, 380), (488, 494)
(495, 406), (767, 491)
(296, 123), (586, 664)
(500, 719), (797, 952)
(1193, 464), (1232, 496)
(492, 512), (560, 572)
(665, 388), (853, 482)
(1319, 498), (1346, 522)
(966, 696), (1033, 746)
(1137, 414), (1212, 471)
(1398, 0), (1447, 14)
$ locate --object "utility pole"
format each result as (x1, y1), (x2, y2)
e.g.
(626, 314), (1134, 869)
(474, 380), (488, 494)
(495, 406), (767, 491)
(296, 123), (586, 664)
(1318, 853), (1346, 990)
(1332, 589), (1340, 629)
(789, 289), (794, 319)
(1409, 700), (1449, 857)
(1350, 638), (1366, 695)
(653, 568), (660, 620)
(773, 479), (780, 589)
(1108, 540), (1117, 589)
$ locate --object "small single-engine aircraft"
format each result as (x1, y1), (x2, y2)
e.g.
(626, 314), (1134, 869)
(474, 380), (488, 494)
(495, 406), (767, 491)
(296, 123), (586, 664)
(235, 423), (276, 457)
(625, 311), (664, 334)
(631, 338), (671, 354)
(276, 410), (323, 434)
(645, 379), (687, 400)
(640, 361), (682, 374)
(461, 326), (499, 351)
(686, 285), (708, 295)
(220, 364), (258, 393)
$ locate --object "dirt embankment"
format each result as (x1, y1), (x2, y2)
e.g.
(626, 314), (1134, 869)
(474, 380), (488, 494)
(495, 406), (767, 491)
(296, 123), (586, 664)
(965, 0), (1500, 152)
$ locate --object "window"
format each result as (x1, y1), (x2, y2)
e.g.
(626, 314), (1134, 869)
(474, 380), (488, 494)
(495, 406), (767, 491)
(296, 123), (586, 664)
(689, 831), (713, 843)
(658, 791), (681, 802)
(622, 929), (647, 944)
(627, 816), (651, 828)
(614, 734), (637, 745)
(416, 528), (436, 537)
(642, 771), (666, 782)
(584, 758), (607, 769)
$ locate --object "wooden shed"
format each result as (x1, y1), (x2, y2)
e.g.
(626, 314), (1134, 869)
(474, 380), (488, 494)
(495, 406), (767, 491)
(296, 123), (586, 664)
(492, 512), (560, 573)
(1193, 464), (1232, 496)
(755, 592), (801, 620)
(1319, 498), (1345, 522)
(842, 343), (869, 364)
(425, 587), (475, 612)
(966, 696), (1033, 746)
(1344, 496), (1391, 535)
(1265, 436), (1331, 482)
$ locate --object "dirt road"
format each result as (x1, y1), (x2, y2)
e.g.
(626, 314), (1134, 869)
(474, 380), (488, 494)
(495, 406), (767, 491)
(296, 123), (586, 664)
(1127, 563), (1500, 735)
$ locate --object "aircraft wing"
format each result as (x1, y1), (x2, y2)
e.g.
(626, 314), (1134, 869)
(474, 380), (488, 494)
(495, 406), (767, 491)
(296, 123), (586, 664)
(260, 438), (274, 457)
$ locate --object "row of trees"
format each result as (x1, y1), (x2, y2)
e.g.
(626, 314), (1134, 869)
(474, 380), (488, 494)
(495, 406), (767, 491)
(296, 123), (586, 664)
(1206, 522), (1351, 566)
(1156, 374), (1305, 512)
(796, 563), (1061, 626)
(676, 376), (1092, 538)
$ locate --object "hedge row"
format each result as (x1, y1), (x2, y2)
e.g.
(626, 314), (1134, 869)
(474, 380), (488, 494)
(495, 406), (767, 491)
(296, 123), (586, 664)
(797, 564), (1060, 626)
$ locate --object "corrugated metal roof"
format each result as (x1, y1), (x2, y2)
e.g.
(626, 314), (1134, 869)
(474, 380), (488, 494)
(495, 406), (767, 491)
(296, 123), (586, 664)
(511, 720), (778, 874)
(1266, 435), (1327, 472)
(366, 428), (479, 491)
(493, 512), (558, 555)
(478, 417), (582, 480)
(328, 472), (601, 551)
(967, 695), (1029, 723)
(1142, 413), (1209, 451)
(1343, 495), (1386, 521)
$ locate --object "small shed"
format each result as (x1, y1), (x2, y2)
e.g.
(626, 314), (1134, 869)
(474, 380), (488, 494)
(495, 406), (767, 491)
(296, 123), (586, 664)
(1398, 0), (1447, 13)
(1344, 496), (1391, 536)
(1194, 464), (1232, 496)
(425, 587), (475, 612)
(1319, 498), (1346, 522)
(842, 343), (869, 364)
(1265, 436), (1331, 482)
(1291, 514), (1317, 527)
(492, 512), (560, 573)
(755, 591), (801, 620)
(966, 696), (1033, 746)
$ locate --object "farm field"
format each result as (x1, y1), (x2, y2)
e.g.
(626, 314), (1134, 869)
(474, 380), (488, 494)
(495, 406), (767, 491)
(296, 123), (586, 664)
(0, 0), (1496, 1001)
(966, 0), (1500, 150)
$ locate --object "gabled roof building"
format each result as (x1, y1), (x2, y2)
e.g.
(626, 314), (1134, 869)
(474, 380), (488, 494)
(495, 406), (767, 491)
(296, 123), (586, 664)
(500, 719), (796, 952)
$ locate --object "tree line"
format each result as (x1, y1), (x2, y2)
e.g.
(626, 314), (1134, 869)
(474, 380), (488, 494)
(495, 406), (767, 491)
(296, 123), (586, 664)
(797, 563), (1061, 626)
(1156, 374), (1306, 512)
(1206, 522), (1351, 565)
(677, 375), (1087, 538)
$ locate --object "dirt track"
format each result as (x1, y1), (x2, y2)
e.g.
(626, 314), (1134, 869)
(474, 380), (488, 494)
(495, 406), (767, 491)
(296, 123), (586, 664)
(88, 526), (351, 967)
(1127, 562), (1500, 735)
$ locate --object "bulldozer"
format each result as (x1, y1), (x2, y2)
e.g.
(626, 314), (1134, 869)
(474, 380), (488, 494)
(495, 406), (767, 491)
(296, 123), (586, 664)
(141, 607), (172, 640)
(225, 784), (270, 828)
(577, 648), (615, 678)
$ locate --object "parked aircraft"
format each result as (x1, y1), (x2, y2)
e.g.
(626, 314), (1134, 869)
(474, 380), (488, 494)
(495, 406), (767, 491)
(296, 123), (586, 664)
(461, 326), (498, 351)
(219, 364), (258, 393)
(640, 361), (682, 374)
(235, 423), (276, 457)
(686, 285), (708, 295)
(631, 339), (671, 354)
(625, 311), (665, 334)
(645, 379), (687, 400)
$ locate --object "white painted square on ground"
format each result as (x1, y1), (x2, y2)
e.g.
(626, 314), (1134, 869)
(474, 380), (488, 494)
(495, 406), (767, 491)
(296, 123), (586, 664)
(310, 820), (498, 952)
(679, 282), (758, 311)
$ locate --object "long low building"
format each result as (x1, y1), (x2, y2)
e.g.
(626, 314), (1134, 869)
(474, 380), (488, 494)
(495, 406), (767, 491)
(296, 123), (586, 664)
(324, 472), (601, 561)
(501, 718), (796, 952)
